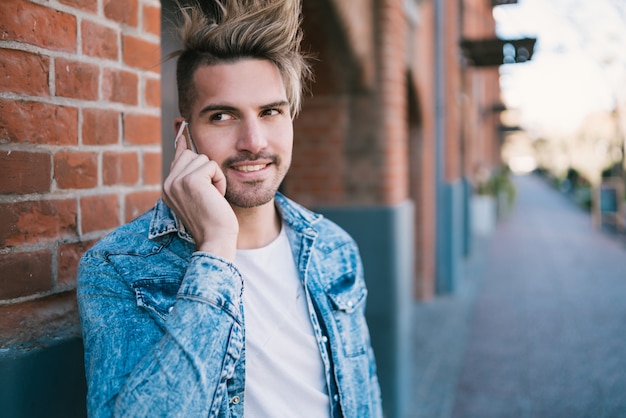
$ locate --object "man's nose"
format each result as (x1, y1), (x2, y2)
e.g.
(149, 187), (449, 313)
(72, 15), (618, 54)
(237, 118), (268, 154)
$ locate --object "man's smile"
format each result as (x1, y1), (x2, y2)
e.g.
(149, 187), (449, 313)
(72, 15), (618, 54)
(233, 163), (269, 172)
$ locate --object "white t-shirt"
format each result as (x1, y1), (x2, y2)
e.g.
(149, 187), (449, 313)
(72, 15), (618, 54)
(235, 226), (330, 418)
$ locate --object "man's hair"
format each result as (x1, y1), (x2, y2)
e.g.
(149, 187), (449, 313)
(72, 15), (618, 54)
(172, 0), (312, 119)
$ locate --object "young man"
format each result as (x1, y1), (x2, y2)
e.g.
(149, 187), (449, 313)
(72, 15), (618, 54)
(77, 1), (382, 416)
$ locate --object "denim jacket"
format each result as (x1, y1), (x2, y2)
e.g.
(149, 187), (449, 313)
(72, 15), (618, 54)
(78, 193), (383, 418)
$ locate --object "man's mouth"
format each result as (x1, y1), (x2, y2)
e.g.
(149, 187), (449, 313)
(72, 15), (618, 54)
(232, 163), (268, 173)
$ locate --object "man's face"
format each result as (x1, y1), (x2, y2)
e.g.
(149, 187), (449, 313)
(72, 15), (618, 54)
(186, 58), (293, 209)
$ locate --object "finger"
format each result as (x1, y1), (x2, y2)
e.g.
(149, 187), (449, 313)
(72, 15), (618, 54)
(169, 136), (198, 176)
(178, 158), (224, 194)
(171, 158), (227, 199)
(164, 149), (202, 196)
(209, 163), (227, 196)
(174, 129), (189, 157)
(171, 153), (210, 181)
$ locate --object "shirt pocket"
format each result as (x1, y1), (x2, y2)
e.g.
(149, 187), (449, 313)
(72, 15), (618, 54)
(131, 278), (181, 322)
(326, 271), (368, 358)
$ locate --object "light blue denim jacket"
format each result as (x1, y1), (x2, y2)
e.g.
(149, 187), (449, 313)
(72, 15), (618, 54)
(78, 193), (383, 418)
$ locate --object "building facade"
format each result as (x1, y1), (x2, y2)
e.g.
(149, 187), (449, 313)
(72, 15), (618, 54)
(1, 0), (507, 416)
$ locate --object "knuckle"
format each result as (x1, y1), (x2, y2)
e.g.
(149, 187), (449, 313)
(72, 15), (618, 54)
(162, 178), (172, 193)
(181, 174), (196, 189)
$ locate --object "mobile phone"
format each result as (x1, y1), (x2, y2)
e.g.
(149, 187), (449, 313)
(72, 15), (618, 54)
(176, 120), (198, 153)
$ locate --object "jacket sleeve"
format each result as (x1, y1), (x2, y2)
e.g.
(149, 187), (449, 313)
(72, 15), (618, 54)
(77, 251), (244, 418)
(365, 325), (384, 417)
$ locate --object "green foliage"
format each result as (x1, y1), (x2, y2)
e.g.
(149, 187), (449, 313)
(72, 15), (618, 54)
(492, 165), (517, 208)
(475, 165), (517, 207)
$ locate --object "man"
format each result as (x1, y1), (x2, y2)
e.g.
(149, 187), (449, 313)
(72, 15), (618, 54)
(77, 0), (382, 416)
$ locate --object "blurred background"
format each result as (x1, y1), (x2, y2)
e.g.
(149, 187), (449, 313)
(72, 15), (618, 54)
(2, 0), (626, 417)
(497, 0), (626, 205)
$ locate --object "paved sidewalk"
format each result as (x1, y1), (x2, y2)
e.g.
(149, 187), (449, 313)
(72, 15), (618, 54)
(410, 174), (626, 418)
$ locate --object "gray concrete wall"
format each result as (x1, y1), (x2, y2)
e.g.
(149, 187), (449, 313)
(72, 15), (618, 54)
(318, 200), (414, 418)
(437, 180), (466, 294)
(0, 338), (86, 418)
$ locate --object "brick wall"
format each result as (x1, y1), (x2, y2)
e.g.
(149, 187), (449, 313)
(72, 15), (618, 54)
(410, 0), (438, 300)
(377, 0), (409, 206)
(444, 0), (463, 182)
(462, 0), (501, 178)
(292, 0), (503, 301)
(292, 0), (374, 206)
(0, 0), (162, 348)
(292, 0), (409, 206)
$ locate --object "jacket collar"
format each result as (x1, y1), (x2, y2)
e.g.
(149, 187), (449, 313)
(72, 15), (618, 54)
(148, 193), (323, 243)
(148, 199), (194, 242)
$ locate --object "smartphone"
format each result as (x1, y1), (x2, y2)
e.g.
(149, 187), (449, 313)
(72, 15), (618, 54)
(176, 120), (198, 153)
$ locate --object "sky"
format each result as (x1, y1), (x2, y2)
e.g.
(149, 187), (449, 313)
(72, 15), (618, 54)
(493, 0), (626, 136)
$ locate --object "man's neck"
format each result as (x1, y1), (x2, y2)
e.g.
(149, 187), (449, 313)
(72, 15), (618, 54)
(233, 199), (281, 250)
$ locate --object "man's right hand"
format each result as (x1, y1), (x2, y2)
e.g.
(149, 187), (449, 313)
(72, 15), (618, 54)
(162, 132), (239, 261)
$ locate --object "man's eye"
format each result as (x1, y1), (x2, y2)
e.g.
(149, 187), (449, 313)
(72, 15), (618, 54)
(262, 109), (281, 117)
(211, 113), (233, 122)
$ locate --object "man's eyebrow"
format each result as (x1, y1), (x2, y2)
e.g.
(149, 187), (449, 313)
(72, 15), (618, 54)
(260, 100), (289, 110)
(198, 104), (238, 116)
(198, 100), (289, 117)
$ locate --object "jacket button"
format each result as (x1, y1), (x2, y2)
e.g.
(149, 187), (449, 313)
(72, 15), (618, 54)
(231, 396), (241, 404)
(321, 336), (328, 344)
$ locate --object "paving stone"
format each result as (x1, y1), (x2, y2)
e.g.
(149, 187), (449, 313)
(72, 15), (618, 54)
(410, 174), (626, 418)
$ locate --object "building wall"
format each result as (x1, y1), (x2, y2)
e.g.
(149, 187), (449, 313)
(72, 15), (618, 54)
(433, 0), (502, 293)
(410, 0), (438, 300)
(444, 0), (463, 183)
(462, 0), (502, 176)
(0, 1), (161, 408)
(292, 3), (415, 416)
(0, 0), (503, 416)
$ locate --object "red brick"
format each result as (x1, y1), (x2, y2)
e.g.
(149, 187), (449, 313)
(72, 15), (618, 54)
(0, 100), (78, 145)
(145, 77), (161, 107)
(80, 194), (120, 234)
(83, 108), (119, 145)
(143, 4), (161, 36)
(0, 0), (77, 52)
(0, 49), (49, 97)
(122, 35), (160, 73)
(104, 0), (138, 27)
(55, 58), (99, 100)
(0, 151), (51, 194)
(142, 152), (162, 185)
(102, 68), (138, 105)
(58, 0), (97, 12)
(57, 239), (97, 286)
(0, 291), (79, 347)
(123, 113), (161, 145)
(54, 151), (98, 189)
(0, 199), (77, 247)
(103, 151), (139, 185)
(0, 251), (53, 299)
(81, 20), (119, 60)
(125, 190), (159, 221)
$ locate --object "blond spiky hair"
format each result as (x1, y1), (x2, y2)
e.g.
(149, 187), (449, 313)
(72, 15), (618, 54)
(172, 0), (311, 119)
